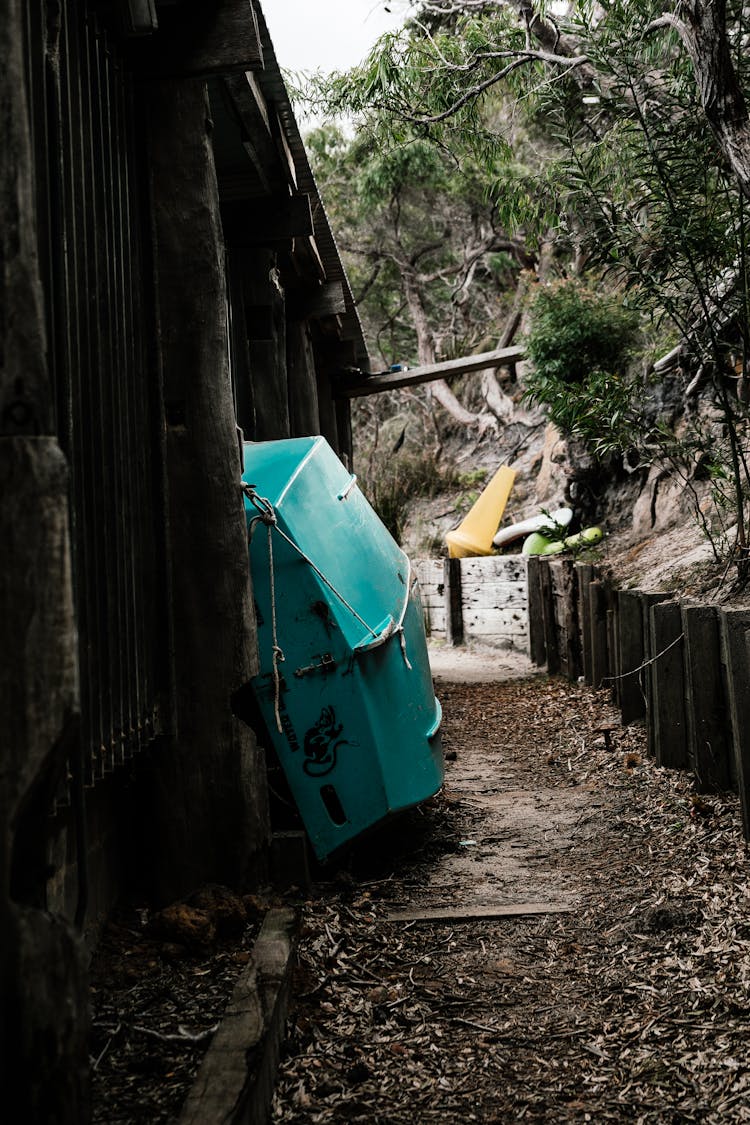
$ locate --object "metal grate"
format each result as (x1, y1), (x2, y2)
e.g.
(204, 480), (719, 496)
(25, 0), (167, 786)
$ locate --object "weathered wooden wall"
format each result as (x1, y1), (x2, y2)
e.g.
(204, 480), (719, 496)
(415, 556), (528, 650)
(4, 0), (364, 1115)
(146, 78), (270, 901)
(414, 559), (447, 636)
(1, 0), (87, 1116)
(527, 558), (750, 840)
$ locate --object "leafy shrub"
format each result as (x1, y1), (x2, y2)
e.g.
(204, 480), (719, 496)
(526, 279), (638, 386)
(524, 279), (640, 457)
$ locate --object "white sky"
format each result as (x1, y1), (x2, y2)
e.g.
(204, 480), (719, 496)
(263, 0), (411, 75)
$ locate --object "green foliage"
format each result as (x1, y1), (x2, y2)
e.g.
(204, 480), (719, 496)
(452, 468), (489, 510)
(357, 141), (448, 205)
(525, 281), (639, 386)
(455, 468), (488, 488)
(306, 119), (518, 371)
(302, 0), (750, 573)
(523, 280), (641, 459)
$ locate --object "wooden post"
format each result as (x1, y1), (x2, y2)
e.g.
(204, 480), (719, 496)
(244, 249), (290, 441)
(576, 563), (594, 684)
(617, 589), (647, 724)
(551, 559), (581, 681)
(526, 557), (546, 666)
(641, 593), (670, 756)
(147, 79), (270, 899)
(287, 319), (321, 440)
(540, 561), (560, 675)
(720, 610), (750, 837)
(649, 601), (688, 770)
(607, 584), (620, 706)
(444, 557), (464, 647)
(682, 604), (732, 793)
(589, 579), (611, 689)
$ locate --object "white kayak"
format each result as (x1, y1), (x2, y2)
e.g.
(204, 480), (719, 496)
(493, 506), (573, 548)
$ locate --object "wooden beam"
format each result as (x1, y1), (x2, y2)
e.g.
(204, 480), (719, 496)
(314, 338), (358, 372)
(617, 589), (646, 725)
(651, 601), (688, 771)
(220, 74), (286, 200)
(683, 604), (732, 792)
(336, 345), (524, 398)
(526, 557), (547, 667)
(131, 0), (263, 77)
(386, 902), (576, 923)
(119, 0), (159, 35)
(288, 281), (347, 321)
(221, 194), (313, 247)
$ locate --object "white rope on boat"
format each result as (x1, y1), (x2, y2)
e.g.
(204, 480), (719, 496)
(242, 483), (414, 681)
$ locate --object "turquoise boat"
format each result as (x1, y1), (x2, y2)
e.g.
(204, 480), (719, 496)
(241, 436), (443, 861)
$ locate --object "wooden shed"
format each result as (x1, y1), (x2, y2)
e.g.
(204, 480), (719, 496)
(1, 0), (368, 1115)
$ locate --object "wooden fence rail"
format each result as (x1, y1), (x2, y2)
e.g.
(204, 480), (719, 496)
(526, 558), (750, 840)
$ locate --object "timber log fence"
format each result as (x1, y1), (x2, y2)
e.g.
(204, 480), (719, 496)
(525, 556), (750, 842)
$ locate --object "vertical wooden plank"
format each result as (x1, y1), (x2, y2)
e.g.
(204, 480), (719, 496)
(589, 579), (610, 689)
(284, 317), (319, 438)
(315, 362), (340, 453)
(1, 0), (87, 1114)
(576, 563), (594, 684)
(682, 604), (732, 793)
(540, 560), (560, 675)
(558, 559), (581, 681)
(526, 556), (546, 666)
(641, 592), (670, 756)
(245, 250), (289, 442)
(227, 249), (256, 437)
(650, 601), (688, 770)
(148, 77), (269, 898)
(617, 589), (646, 724)
(334, 398), (353, 469)
(444, 557), (464, 647)
(720, 610), (750, 837)
(607, 584), (620, 706)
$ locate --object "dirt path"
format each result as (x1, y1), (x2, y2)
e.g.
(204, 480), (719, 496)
(271, 664), (750, 1124)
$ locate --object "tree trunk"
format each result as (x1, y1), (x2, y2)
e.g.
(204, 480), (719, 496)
(402, 267), (493, 428)
(481, 369), (515, 421)
(668, 1), (750, 196)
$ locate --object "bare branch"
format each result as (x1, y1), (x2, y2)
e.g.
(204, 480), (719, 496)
(399, 52), (588, 126)
(354, 260), (383, 305)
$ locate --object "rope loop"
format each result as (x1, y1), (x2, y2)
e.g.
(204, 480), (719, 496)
(242, 482), (277, 527)
(241, 476), (415, 702)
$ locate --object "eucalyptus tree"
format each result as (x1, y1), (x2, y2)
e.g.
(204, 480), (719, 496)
(306, 122), (534, 431)
(311, 0), (750, 573)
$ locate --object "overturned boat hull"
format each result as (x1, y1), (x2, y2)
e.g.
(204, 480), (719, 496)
(242, 436), (443, 861)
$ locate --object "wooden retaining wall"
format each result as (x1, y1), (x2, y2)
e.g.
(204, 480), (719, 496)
(414, 556), (528, 651)
(526, 557), (750, 840)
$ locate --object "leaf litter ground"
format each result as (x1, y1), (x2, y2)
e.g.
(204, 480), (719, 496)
(88, 664), (750, 1123)
(271, 673), (750, 1125)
